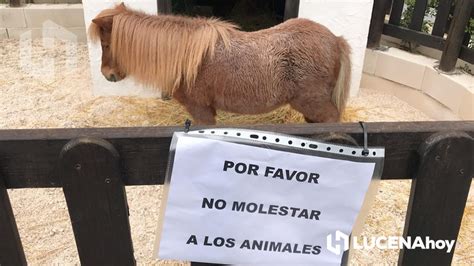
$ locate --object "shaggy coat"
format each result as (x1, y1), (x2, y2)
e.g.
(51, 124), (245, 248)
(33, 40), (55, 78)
(90, 3), (351, 124)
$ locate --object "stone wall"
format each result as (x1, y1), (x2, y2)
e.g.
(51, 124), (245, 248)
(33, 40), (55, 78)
(0, 4), (86, 42)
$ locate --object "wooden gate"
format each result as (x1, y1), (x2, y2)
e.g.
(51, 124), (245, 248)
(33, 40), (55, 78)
(367, 0), (474, 72)
(0, 121), (473, 265)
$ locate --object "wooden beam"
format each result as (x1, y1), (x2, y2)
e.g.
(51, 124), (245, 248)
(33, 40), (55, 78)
(384, 14), (473, 64)
(459, 45), (474, 64)
(60, 138), (135, 265)
(383, 23), (445, 50)
(439, 0), (474, 72)
(0, 176), (27, 265)
(398, 132), (473, 265)
(0, 122), (473, 188)
(368, 0), (391, 48)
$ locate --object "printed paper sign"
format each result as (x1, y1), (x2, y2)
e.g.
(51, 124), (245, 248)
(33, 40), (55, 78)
(156, 130), (384, 265)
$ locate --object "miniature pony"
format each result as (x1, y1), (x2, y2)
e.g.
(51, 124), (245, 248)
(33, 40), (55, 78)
(89, 3), (351, 124)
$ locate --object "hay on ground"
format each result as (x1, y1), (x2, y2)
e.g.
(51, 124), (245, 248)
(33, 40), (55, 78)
(1, 38), (472, 265)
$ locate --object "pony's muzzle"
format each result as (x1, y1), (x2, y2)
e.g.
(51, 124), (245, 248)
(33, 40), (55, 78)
(106, 74), (117, 82)
(101, 68), (124, 82)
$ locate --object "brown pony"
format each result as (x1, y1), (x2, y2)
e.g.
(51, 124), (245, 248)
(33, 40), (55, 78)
(89, 3), (351, 125)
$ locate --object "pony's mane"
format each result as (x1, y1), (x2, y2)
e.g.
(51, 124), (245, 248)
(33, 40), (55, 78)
(88, 22), (101, 42)
(106, 9), (238, 95)
(88, 7), (125, 42)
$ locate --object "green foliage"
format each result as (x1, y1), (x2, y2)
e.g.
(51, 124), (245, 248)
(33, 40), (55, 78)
(400, 0), (436, 33)
(468, 18), (474, 48)
(401, 0), (473, 48)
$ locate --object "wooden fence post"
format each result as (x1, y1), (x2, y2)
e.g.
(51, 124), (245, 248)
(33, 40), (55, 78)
(367, 0), (391, 48)
(398, 132), (473, 265)
(439, 0), (474, 72)
(389, 0), (405, 25)
(0, 176), (27, 266)
(431, 0), (453, 37)
(59, 138), (135, 265)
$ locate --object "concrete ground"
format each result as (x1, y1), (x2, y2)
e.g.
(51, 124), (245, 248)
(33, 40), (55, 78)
(1, 38), (472, 265)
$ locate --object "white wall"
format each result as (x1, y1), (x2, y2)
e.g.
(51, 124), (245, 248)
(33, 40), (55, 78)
(299, 0), (374, 96)
(0, 4), (86, 42)
(82, 0), (160, 96)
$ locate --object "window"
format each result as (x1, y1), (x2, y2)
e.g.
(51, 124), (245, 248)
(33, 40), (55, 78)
(157, 0), (300, 31)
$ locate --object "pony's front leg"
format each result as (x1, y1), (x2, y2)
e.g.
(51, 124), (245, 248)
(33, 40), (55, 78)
(172, 87), (217, 125)
(184, 104), (217, 125)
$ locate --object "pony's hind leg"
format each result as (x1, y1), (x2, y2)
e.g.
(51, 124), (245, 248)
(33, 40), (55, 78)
(184, 104), (217, 125)
(290, 98), (340, 123)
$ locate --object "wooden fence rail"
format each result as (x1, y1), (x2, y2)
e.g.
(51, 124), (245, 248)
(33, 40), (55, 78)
(0, 121), (473, 265)
(368, 0), (474, 72)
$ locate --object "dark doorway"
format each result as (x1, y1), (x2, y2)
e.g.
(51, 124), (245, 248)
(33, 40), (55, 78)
(157, 0), (300, 31)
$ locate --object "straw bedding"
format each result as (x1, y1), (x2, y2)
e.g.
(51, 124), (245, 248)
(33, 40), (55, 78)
(1, 39), (472, 265)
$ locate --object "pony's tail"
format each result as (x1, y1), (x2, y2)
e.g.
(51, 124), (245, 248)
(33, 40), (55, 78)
(332, 37), (351, 115)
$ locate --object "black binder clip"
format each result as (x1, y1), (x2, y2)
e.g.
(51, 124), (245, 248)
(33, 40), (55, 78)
(359, 121), (370, 156)
(184, 119), (192, 133)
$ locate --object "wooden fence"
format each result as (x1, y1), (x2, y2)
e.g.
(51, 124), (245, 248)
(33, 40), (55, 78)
(0, 121), (473, 265)
(368, 0), (474, 72)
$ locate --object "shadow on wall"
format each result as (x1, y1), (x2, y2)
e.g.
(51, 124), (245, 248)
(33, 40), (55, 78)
(171, 0), (286, 31)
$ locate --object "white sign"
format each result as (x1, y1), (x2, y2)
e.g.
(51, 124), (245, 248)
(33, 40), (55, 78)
(156, 130), (384, 265)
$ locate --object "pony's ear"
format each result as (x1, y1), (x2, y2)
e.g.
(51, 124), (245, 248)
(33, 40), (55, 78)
(117, 2), (126, 10)
(92, 15), (114, 27)
(92, 4), (127, 27)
